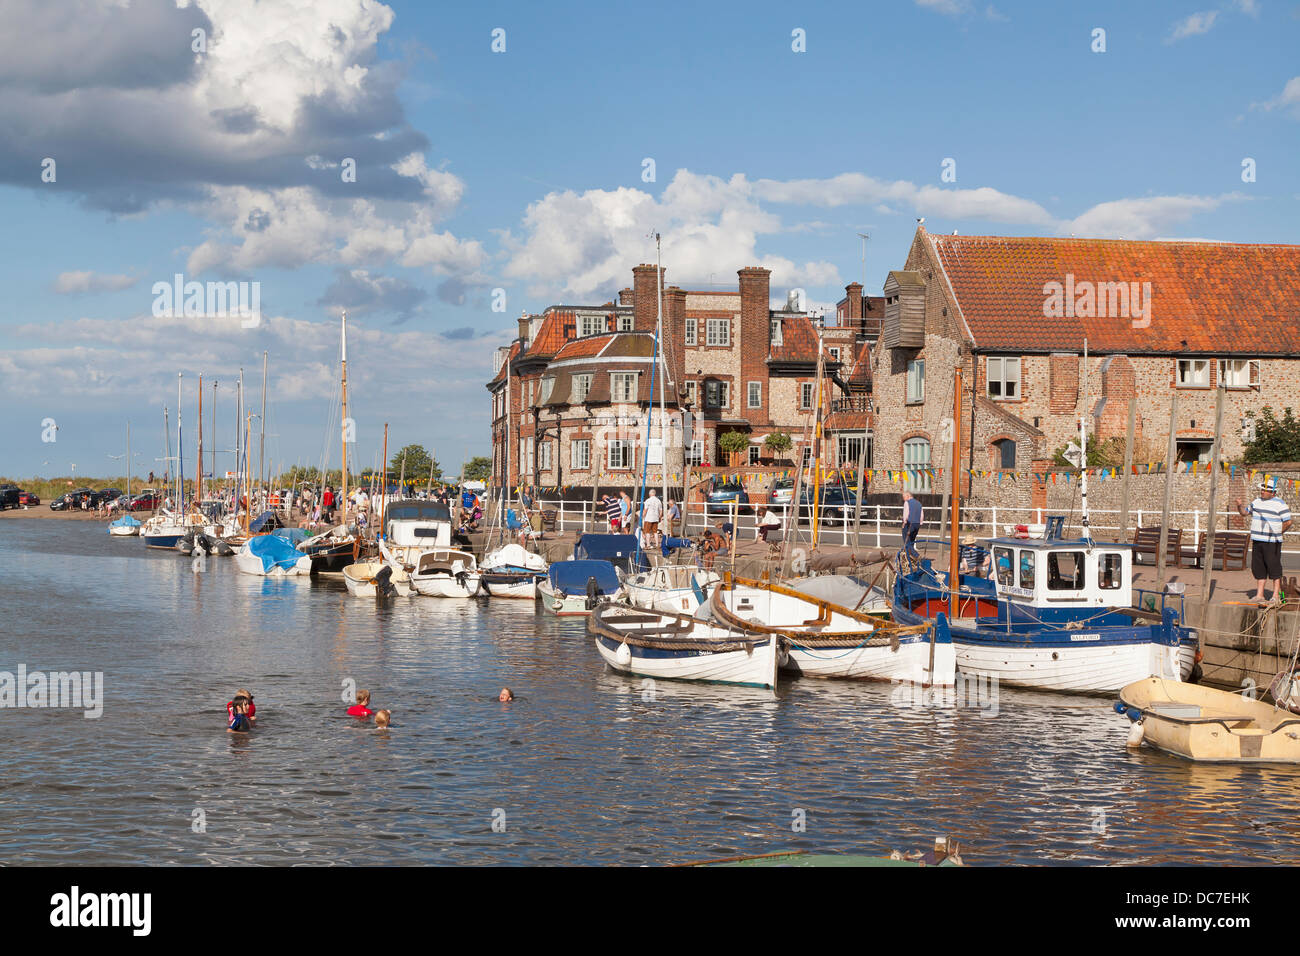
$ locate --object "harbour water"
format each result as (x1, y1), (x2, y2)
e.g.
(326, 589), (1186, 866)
(2, 517), (1299, 866)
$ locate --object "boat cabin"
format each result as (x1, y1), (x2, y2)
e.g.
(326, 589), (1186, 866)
(986, 537), (1132, 611)
(384, 500), (452, 549)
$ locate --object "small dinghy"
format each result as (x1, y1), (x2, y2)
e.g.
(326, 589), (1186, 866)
(623, 565), (722, 614)
(107, 515), (141, 536)
(409, 548), (481, 598)
(589, 602), (780, 688)
(234, 534), (314, 576)
(1118, 677), (1300, 762)
(479, 543), (547, 600)
(343, 561), (413, 598)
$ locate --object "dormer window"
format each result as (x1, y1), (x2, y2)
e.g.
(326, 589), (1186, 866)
(770, 319), (783, 346)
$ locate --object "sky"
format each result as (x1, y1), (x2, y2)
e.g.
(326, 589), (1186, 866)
(1, 0), (1297, 481)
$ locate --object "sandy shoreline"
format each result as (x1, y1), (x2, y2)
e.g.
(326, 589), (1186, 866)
(0, 507), (129, 521)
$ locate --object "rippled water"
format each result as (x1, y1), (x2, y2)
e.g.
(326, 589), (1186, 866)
(2, 517), (1298, 866)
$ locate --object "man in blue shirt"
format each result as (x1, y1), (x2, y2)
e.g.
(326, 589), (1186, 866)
(1236, 482), (1293, 606)
(901, 491), (922, 560)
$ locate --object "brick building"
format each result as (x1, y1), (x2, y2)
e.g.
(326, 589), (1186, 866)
(487, 264), (866, 494)
(871, 225), (1300, 502)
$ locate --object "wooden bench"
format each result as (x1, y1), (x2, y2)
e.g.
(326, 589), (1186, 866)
(540, 510), (557, 533)
(1179, 530), (1250, 570)
(1132, 527), (1182, 566)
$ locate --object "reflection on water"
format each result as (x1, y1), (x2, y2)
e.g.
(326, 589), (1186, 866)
(2, 517), (1298, 865)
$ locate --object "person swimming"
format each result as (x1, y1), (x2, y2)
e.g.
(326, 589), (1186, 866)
(374, 709), (392, 728)
(226, 688), (256, 724)
(347, 689), (375, 718)
(227, 698), (252, 733)
(498, 687), (514, 702)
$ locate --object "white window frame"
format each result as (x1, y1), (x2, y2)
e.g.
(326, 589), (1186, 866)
(572, 373), (593, 403)
(903, 437), (931, 493)
(571, 439), (590, 470)
(747, 381), (762, 408)
(770, 319), (783, 346)
(800, 382), (814, 409)
(617, 314), (633, 332)
(986, 356), (1021, 401)
(608, 439), (632, 470)
(906, 359), (925, 404)
(828, 347), (841, 363)
(537, 440), (552, 472)
(1177, 358), (1210, 388)
(705, 380), (728, 409)
(683, 380), (697, 407)
(837, 433), (872, 468)
(1217, 358), (1260, 389)
(611, 371), (638, 403)
(706, 318), (730, 346)
(747, 444), (761, 465)
(539, 376), (555, 404)
(579, 315), (605, 337)
(684, 318), (697, 346)
(687, 439), (704, 466)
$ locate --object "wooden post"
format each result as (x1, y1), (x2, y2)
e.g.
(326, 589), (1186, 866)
(1201, 385), (1226, 602)
(1118, 398), (1136, 542)
(852, 414), (869, 549)
(1156, 393), (1178, 587)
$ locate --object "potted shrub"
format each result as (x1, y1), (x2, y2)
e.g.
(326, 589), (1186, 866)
(763, 431), (793, 464)
(718, 430), (749, 468)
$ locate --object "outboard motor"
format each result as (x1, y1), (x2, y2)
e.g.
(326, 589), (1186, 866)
(585, 575), (600, 610)
(176, 532), (194, 555)
(373, 564), (397, 599)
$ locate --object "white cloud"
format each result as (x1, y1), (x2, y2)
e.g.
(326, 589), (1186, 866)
(1064, 195), (1238, 239)
(1168, 11), (1219, 41)
(1252, 76), (1300, 115)
(53, 271), (139, 294)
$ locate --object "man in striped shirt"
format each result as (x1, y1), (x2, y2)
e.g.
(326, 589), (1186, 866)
(1236, 483), (1293, 606)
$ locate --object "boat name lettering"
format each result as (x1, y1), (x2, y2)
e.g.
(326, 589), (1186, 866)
(1068, 633), (1102, 642)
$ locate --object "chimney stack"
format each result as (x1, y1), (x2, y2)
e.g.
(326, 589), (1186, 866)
(619, 287), (634, 306)
(662, 286), (687, 390)
(737, 266), (771, 426)
(632, 263), (664, 333)
(845, 282), (864, 324)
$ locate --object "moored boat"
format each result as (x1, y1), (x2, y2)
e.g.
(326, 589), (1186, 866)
(107, 515), (141, 536)
(409, 548), (481, 598)
(709, 573), (952, 686)
(479, 543), (547, 599)
(343, 560), (413, 597)
(589, 602), (780, 688)
(537, 560), (623, 616)
(1118, 677), (1300, 762)
(623, 565), (721, 614)
(234, 534), (314, 576)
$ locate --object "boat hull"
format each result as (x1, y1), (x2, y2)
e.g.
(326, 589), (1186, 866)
(1120, 677), (1300, 762)
(342, 562), (413, 598)
(785, 638), (956, 687)
(479, 572), (542, 599)
(234, 545), (313, 576)
(142, 534), (183, 549)
(593, 631), (779, 688)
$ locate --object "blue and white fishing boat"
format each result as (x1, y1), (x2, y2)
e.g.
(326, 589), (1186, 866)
(893, 537), (1198, 693)
(537, 560), (624, 616)
(479, 543), (547, 600)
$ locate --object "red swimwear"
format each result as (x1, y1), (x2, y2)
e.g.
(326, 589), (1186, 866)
(347, 704), (374, 718)
(226, 700), (256, 720)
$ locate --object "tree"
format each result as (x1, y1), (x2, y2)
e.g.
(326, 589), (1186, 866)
(1051, 436), (1126, 469)
(389, 444), (440, 480)
(462, 456), (492, 482)
(1243, 407), (1300, 465)
(763, 431), (793, 461)
(718, 431), (749, 457)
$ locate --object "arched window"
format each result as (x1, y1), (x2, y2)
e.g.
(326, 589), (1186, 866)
(992, 438), (1016, 469)
(903, 437), (931, 492)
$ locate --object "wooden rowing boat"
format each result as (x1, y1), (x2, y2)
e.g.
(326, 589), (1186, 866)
(1118, 677), (1300, 762)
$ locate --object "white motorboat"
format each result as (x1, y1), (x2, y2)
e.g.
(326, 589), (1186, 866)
(234, 535), (314, 576)
(537, 560), (624, 616)
(589, 602), (779, 688)
(107, 515), (141, 536)
(623, 564), (721, 614)
(343, 560), (413, 597)
(709, 574), (954, 687)
(410, 548), (481, 598)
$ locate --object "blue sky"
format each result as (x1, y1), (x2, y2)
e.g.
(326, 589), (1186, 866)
(1, 0), (1296, 481)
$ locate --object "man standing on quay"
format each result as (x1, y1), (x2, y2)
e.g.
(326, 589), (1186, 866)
(1236, 482), (1293, 606)
(902, 490), (922, 561)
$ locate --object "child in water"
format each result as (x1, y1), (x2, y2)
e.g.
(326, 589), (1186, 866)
(226, 689), (256, 724)
(347, 689), (375, 718)
(374, 709), (392, 728)
(227, 698), (252, 733)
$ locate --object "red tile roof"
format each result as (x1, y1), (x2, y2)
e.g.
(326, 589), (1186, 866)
(928, 234), (1300, 354)
(552, 334), (614, 361)
(525, 310), (574, 357)
(489, 341), (521, 384)
(769, 315), (822, 363)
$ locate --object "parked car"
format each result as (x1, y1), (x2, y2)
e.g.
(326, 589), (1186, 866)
(51, 488), (95, 510)
(0, 485), (20, 509)
(128, 490), (163, 512)
(798, 484), (859, 526)
(18, 491), (40, 506)
(705, 478), (751, 516)
(767, 477), (795, 512)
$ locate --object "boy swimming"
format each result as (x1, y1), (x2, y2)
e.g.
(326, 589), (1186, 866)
(347, 689), (375, 718)
(374, 709), (391, 728)
(227, 698), (252, 733)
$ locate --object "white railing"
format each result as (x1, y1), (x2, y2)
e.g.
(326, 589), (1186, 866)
(496, 496), (1300, 557)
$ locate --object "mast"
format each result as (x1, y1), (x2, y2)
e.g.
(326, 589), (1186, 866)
(380, 423), (389, 541)
(656, 232), (667, 504)
(163, 406), (171, 507)
(177, 373), (184, 511)
(1079, 338), (1091, 543)
(504, 347), (513, 528)
(948, 368), (963, 621)
(197, 372), (203, 505)
(340, 312), (349, 524)
(211, 380), (217, 493)
(259, 350), (267, 501)
(811, 329), (825, 550)
(126, 421), (131, 499)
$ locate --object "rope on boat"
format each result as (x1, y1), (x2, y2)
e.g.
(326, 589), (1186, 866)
(787, 631), (901, 656)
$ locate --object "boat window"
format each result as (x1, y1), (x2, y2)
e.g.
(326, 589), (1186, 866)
(993, 547), (1014, 587)
(1098, 553), (1122, 590)
(1047, 551), (1085, 591)
(1018, 550), (1035, 590)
